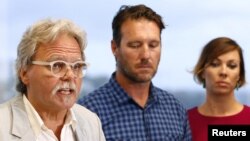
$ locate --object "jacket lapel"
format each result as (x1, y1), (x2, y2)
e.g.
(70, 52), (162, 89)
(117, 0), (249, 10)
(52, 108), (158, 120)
(11, 95), (36, 140)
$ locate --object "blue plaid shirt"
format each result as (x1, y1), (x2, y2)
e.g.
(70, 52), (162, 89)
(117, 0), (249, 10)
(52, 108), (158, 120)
(78, 73), (192, 141)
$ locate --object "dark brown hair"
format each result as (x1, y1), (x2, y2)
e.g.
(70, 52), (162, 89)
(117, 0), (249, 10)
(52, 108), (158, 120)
(112, 4), (165, 46)
(193, 37), (245, 88)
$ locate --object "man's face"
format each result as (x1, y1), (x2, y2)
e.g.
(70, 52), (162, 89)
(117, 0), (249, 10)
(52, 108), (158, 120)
(21, 33), (83, 111)
(113, 19), (161, 83)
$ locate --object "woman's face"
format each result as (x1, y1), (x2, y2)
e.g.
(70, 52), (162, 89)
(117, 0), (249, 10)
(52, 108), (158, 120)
(203, 50), (240, 95)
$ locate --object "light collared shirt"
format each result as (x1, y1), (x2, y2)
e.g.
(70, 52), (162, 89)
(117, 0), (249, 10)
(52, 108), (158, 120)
(23, 95), (77, 141)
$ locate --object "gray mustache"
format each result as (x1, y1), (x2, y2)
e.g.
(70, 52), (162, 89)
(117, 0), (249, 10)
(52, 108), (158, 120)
(52, 82), (77, 95)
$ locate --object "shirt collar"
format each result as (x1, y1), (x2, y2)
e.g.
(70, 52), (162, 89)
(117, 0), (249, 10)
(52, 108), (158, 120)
(109, 72), (131, 104)
(110, 72), (159, 107)
(65, 108), (77, 131)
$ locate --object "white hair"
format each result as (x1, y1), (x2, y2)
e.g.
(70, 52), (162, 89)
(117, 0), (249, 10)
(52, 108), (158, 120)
(15, 18), (87, 94)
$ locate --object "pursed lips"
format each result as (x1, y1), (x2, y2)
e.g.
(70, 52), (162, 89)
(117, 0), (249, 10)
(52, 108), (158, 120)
(136, 63), (153, 68)
(216, 81), (230, 87)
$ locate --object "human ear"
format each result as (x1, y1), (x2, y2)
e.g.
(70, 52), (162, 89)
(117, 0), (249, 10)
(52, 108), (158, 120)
(111, 40), (118, 56)
(19, 68), (29, 85)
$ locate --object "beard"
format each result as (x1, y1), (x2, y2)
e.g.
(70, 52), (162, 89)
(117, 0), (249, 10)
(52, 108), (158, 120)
(116, 57), (158, 83)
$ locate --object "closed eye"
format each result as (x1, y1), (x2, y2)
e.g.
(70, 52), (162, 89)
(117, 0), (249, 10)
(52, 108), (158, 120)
(127, 42), (141, 49)
(149, 41), (160, 48)
(227, 63), (238, 69)
(210, 61), (220, 67)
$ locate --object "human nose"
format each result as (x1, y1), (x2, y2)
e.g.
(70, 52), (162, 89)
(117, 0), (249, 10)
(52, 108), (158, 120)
(139, 45), (150, 59)
(63, 64), (77, 79)
(219, 64), (228, 78)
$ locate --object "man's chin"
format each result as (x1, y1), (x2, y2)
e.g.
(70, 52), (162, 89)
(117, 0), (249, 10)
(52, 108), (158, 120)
(134, 74), (153, 83)
(60, 102), (75, 109)
(57, 95), (77, 108)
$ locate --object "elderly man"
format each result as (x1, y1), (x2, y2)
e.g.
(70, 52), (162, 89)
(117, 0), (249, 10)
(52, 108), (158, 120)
(0, 18), (105, 141)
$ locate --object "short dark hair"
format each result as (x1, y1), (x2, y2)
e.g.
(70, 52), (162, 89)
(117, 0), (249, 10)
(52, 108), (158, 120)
(112, 4), (165, 46)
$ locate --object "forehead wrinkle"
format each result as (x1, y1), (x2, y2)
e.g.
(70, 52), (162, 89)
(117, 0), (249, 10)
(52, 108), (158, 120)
(41, 46), (82, 61)
(47, 45), (81, 52)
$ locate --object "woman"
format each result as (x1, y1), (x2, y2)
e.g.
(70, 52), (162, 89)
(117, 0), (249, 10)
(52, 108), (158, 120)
(188, 37), (250, 141)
